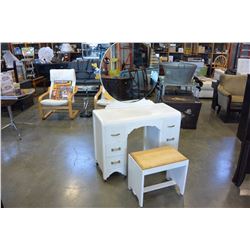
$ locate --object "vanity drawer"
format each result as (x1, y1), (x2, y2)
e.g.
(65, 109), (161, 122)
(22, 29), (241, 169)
(106, 155), (126, 170)
(164, 121), (180, 148)
(104, 126), (125, 143)
(105, 142), (125, 157)
(165, 120), (180, 135)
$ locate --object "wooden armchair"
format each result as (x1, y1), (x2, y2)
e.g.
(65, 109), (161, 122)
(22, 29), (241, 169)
(94, 85), (114, 109)
(38, 69), (79, 120)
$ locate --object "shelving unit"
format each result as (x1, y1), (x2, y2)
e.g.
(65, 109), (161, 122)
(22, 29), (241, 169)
(152, 43), (232, 76)
(2, 43), (84, 61)
(239, 43), (250, 58)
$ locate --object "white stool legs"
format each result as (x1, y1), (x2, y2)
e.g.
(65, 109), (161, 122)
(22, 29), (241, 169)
(128, 154), (189, 207)
(167, 161), (189, 195)
(128, 156), (144, 207)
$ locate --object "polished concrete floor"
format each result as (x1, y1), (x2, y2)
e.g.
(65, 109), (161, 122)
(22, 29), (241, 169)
(1, 99), (250, 207)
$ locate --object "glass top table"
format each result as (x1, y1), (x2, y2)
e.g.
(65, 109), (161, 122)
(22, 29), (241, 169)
(1, 88), (35, 140)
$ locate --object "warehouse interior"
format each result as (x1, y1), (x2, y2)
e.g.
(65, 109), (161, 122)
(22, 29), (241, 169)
(1, 42), (250, 208)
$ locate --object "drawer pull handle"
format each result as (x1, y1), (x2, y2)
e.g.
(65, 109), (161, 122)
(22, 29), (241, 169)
(111, 160), (121, 165)
(168, 125), (175, 128)
(166, 137), (175, 141)
(111, 133), (120, 137)
(111, 147), (121, 152)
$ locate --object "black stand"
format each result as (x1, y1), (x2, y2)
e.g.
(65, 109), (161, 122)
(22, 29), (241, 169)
(211, 80), (220, 110)
(80, 88), (92, 118)
(233, 140), (250, 186)
(232, 75), (250, 186)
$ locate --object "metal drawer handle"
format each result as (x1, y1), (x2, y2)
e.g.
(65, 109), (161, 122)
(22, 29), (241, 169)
(111, 160), (121, 165)
(111, 147), (121, 152)
(168, 125), (175, 128)
(111, 133), (120, 137)
(166, 137), (175, 141)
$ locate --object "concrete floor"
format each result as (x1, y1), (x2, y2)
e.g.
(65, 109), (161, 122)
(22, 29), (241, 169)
(1, 98), (250, 207)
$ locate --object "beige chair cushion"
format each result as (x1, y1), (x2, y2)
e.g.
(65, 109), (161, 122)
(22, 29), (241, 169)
(219, 74), (247, 96)
(40, 99), (68, 106)
(130, 146), (188, 170)
(231, 95), (244, 103)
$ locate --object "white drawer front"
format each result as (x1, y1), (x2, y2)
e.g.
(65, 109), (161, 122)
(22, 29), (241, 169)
(104, 126), (125, 144)
(165, 133), (179, 148)
(164, 121), (180, 148)
(105, 142), (126, 157)
(106, 155), (126, 172)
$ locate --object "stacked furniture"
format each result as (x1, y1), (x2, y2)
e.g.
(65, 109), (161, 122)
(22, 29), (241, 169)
(159, 62), (202, 129)
(152, 43), (231, 77)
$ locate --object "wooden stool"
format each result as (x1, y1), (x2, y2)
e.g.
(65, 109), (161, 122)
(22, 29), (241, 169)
(128, 146), (189, 207)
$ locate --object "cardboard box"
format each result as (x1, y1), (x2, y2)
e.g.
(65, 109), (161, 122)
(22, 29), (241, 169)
(169, 46), (176, 53)
(198, 46), (205, 53)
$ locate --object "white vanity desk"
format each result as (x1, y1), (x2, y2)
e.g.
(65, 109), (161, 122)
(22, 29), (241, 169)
(93, 99), (181, 180)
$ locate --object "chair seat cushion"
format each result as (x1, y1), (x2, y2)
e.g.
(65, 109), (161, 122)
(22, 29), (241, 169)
(40, 99), (68, 106)
(130, 146), (188, 170)
(231, 95), (244, 103)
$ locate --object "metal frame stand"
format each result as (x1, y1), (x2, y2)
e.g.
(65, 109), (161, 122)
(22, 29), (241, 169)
(1, 105), (22, 140)
(80, 88), (92, 118)
(1, 105), (34, 140)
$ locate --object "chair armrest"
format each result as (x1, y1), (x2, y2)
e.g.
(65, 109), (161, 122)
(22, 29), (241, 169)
(218, 85), (231, 97)
(38, 88), (50, 102)
(94, 86), (103, 109)
(73, 86), (78, 95)
(67, 86), (78, 102)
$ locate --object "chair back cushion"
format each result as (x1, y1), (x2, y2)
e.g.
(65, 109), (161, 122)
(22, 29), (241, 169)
(49, 69), (76, 99)
(51, 81), (73, 100)
(220, 74), (247, 96)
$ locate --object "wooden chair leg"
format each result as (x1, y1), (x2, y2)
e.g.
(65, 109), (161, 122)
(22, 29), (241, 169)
(69, 109), (79, 119)
(43, 111), (53, 120)
(68, 102), (79, 119)
(38, 102), (44, 119)
(68, 103), (73, 119)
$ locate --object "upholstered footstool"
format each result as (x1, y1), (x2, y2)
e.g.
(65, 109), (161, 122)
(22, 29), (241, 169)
(128, 146), (189, 207)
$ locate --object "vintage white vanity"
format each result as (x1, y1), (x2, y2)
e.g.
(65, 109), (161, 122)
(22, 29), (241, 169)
(93, 43), (181, 180)
(93, 99), (181, 180)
